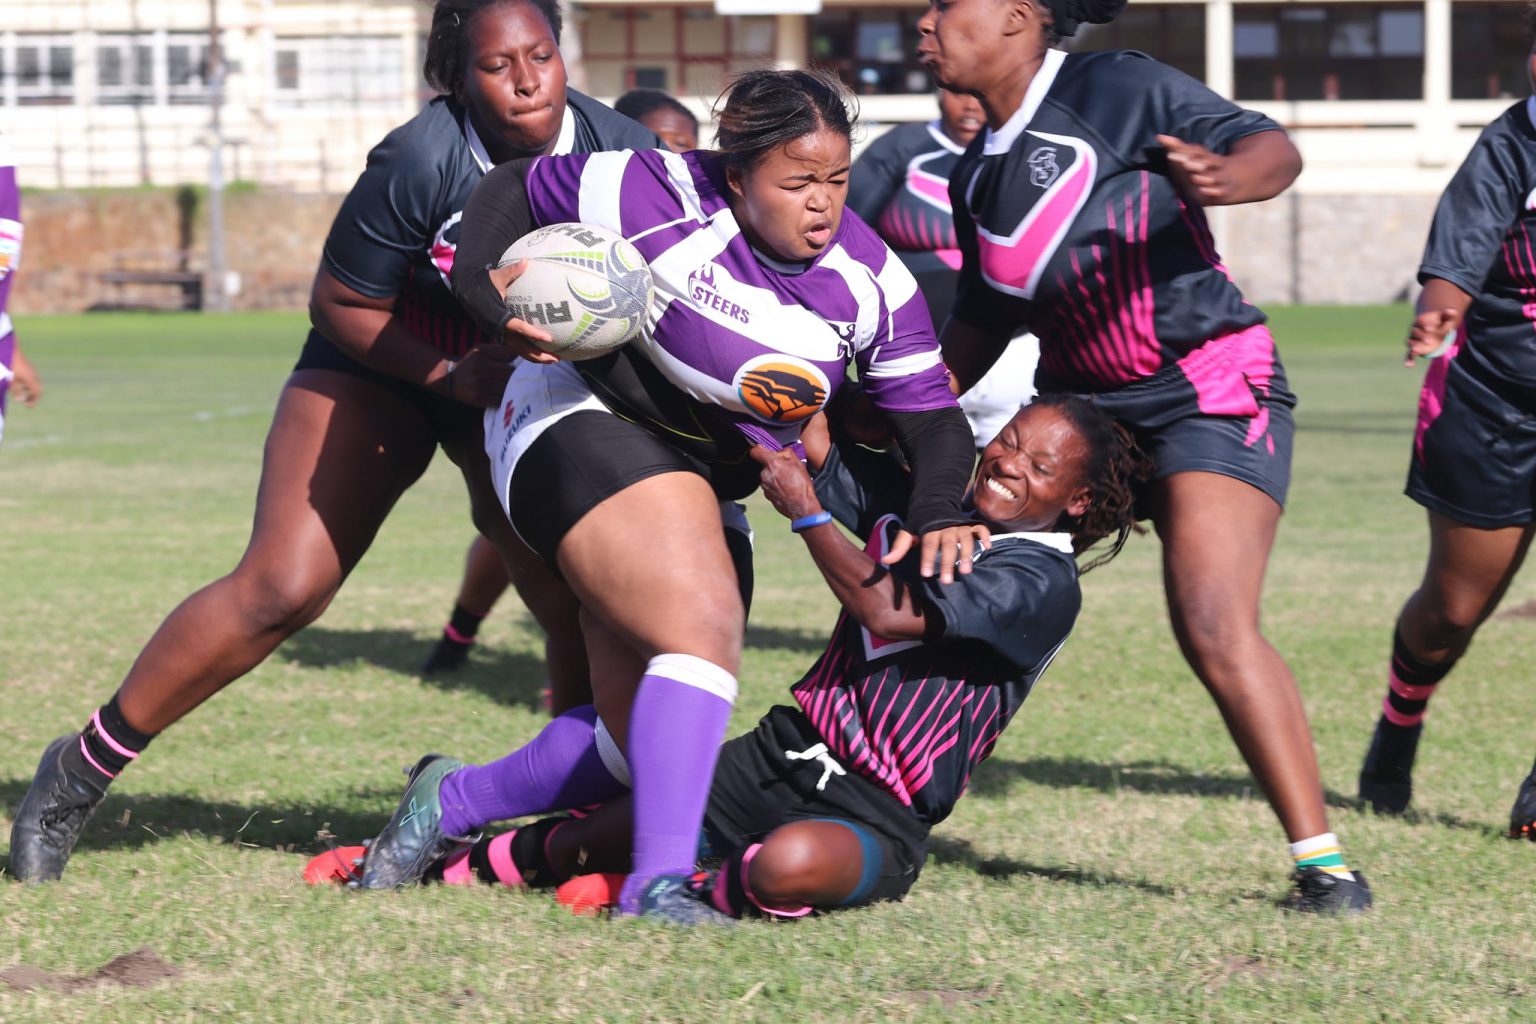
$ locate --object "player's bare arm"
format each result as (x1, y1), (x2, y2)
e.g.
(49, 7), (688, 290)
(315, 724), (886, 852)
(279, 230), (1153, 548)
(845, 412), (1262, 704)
(1156, 129), (1302, 207)
(751, 445), (936, 640)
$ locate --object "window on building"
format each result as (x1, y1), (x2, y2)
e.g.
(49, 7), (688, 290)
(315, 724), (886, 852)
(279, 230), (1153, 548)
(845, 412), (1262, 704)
(810, 7), (929, 95)
(579, 6), (775, 99)
(1453, 3), (1530, 99)
(1071, 5), (1207, 83)
(11, 34), (74, 105)
(97, 33), (209, 106)
(1234, 4), (1423, 100)
(271, 36), (408, 108)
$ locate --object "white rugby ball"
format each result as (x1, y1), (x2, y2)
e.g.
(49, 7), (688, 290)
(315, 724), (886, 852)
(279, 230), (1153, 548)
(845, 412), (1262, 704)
(497, 222), (653, 360)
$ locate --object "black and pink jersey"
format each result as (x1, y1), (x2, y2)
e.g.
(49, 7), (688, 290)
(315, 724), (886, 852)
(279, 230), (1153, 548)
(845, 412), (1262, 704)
(317, 92), (656, 358)
(521, 148), (957, 453)
(790, 441), (1080, 827)
(849, 119), (966, 265)
(1419, 97), (1536, 393)
(950, 49), (1280, 392)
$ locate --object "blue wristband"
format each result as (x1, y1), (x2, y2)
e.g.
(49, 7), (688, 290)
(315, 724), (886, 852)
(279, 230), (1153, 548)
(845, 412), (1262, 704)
(790, 511), (833, 533)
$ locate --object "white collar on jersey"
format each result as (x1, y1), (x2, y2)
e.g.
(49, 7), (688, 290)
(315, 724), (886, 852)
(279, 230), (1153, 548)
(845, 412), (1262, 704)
(1526, 95), (1536, 133)
(987, 530), (1075, 554)
(983, 47), (1067, 157)
(924, 120), (969, 156)
(465, 104), (577, 173)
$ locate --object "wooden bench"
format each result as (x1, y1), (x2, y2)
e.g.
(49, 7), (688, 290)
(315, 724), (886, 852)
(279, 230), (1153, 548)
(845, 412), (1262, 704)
(97, 250), (205, 310)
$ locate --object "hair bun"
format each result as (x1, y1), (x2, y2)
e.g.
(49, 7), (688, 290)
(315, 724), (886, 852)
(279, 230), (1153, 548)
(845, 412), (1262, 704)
(1046, 0), (1127, 36)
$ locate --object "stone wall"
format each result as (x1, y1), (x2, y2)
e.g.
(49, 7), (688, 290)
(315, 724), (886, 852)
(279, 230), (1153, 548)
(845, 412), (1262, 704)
(12, 188), (341, 314)
(9, 185), (1440, 314)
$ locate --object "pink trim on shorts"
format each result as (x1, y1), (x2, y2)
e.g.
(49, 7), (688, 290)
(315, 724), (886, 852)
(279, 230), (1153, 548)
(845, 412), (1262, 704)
(1414, 335), (1463, 460)
(77, 736), (115, 779)
(1389, 674), (1439, 702)
(1175, 323), (1276, 421)
(487, 831), (523, 887)
(740, 843), (812, 919)
(1382, 698), (1425, 728)
(91, 710), (140, 761)
(441, 848), (475, 886)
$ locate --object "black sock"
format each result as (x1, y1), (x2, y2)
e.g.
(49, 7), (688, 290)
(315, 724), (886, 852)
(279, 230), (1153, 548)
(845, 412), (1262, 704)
(75, 694), (156, 783)
(1383, 628), (1454, 729)
(446, 603), (487, 643)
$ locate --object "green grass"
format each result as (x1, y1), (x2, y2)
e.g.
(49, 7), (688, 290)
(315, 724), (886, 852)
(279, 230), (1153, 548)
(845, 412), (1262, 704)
(2, 308), (1534, 1022)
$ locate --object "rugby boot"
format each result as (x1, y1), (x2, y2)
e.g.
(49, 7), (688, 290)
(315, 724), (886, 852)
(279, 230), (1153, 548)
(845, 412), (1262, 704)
(636, 872), (735, 926)
(1357, 718), (1421, 815)
(359, 754), (479, 889)
(418, 632), (472, 676)
(9, 734), (109, 883)
(1283, 865), (1373, 915)
(1508, 757), (1536, 839)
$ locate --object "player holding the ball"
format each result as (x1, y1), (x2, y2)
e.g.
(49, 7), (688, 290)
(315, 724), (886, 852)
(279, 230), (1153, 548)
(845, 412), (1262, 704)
(358, 70), (983, 918)
(9, 0), (656, 883)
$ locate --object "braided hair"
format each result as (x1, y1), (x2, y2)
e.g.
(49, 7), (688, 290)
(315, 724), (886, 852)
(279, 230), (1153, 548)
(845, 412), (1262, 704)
(713, 68), (856, 176)
(423, 0), (563, 95)
(1033, 394), (1153, 574)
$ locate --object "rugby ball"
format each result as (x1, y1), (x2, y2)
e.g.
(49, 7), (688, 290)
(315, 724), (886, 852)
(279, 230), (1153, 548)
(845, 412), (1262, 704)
(498, 222), (652, 360)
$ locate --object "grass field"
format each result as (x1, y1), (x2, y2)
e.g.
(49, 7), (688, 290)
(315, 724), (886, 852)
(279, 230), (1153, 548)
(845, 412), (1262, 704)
(2, 308), (1535, 1022)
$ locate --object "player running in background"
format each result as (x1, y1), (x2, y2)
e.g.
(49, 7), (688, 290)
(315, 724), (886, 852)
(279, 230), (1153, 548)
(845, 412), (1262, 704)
(919, 0), (1369, 911)
(316, 397), (1149, 922)
(849, 87), (1039, 450)
(0, 130), (38, 449)
(357, 69), (982, 917)
(9, 0), (657, 883)
(1359, 16), (1536, 832)
(420, 88), (701, 684)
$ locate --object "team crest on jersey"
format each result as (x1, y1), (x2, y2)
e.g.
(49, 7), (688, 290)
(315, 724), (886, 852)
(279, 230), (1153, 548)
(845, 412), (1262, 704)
(0, 218), (22, 279)
(734, 354), (829, 424)
(429, 211), (463, 286)
(1028, 148), (1061, 189)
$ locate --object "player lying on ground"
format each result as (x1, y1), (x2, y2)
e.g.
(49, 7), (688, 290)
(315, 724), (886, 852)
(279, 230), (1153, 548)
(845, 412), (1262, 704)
(323, 396), (1153, 921)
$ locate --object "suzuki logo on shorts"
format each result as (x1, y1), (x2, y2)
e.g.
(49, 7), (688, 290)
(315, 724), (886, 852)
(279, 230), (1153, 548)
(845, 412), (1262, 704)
(734, 354), (830, 424)
(1028, 147), (1061, 189)
(688, 263), (751, 325)
(507, 301), (574, 325)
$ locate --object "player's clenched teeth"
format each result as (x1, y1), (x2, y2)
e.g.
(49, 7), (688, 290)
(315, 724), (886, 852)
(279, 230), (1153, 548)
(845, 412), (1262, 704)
(983, 476), (1017, 501)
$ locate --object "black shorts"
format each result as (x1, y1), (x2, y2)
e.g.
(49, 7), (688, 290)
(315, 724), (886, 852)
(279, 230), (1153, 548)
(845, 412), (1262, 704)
(1407, 349), (1536, 528)
(703, 704), (930, 909)
(1041, 324), (1297, 510)
(294, 330), (480, 441)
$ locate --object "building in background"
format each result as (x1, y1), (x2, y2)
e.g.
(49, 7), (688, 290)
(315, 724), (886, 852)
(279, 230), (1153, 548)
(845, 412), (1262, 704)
(0, 0), (1529, 304)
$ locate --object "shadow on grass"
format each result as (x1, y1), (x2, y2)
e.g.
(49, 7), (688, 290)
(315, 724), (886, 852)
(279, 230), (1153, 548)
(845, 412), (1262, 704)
(275, 626), (549, 711)
(0, 778), (403, 867)
(746, 623), (831, 655)
(967, 755), (1498, 834)
(927, 835), (1176, 896)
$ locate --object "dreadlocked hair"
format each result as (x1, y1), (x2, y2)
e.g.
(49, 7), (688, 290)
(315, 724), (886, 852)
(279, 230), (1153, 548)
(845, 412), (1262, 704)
(1033, 394), (1153, 574)
(423, 0), (563, 95)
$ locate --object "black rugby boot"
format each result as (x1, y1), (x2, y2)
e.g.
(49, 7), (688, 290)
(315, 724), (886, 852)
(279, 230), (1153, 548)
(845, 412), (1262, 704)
(10, 734), (109, 883)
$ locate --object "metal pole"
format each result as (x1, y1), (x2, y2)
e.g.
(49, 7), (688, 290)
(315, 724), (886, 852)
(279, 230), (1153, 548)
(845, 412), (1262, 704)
(205, 0), (228, 312)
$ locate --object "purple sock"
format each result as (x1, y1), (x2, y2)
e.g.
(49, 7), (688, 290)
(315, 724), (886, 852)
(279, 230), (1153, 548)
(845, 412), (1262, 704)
(618, 654), (738, 915)
(438, 705), (629, 837)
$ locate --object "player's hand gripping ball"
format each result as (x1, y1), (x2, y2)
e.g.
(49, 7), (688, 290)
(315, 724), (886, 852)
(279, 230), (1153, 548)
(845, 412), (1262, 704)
(498, 222), (653, 360)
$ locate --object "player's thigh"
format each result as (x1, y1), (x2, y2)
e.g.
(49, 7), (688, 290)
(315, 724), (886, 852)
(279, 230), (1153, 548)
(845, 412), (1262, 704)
(244, 369), (437, 592)
(1149, 469), (1281, 633)
(1419, 511), (1536, 624)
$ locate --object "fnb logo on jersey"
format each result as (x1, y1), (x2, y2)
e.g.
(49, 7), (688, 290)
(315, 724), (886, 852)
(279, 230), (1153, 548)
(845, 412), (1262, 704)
(688, 264), (750, 324)
(508, 300), (574, 325)
(734, 354), (829, 424)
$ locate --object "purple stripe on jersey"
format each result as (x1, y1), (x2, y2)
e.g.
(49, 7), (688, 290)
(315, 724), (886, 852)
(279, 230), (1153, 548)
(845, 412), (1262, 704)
(687, 157), (732, 219)
(620, 153), (686, 241)
(526, 151), (597, 224)
(629, 220), (699, 265)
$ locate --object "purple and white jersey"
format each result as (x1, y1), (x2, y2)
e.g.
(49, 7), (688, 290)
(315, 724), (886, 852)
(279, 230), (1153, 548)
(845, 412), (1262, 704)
(523, 149), (956, 451)
(789, 441), (1081, 826)
(950, 49), (1280, 394)
(0, 133), (20, 448)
